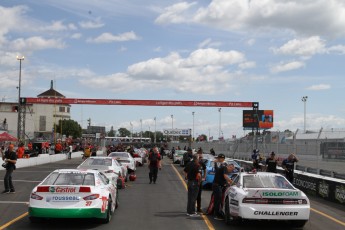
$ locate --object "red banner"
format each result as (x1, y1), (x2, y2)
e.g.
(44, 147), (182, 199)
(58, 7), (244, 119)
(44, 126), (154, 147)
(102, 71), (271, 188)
(24, 97), (255, 108)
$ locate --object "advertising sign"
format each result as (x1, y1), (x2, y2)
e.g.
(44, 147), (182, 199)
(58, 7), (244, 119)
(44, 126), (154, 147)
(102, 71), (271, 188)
(243, 110), (274, 129)
(163, 129), (191, 136)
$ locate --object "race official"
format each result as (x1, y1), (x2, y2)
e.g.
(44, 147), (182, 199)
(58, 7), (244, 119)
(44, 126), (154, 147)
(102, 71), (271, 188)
(2, 144), (17, 194)
(184, 155), (201, 217)
(212, 154), (233, 220)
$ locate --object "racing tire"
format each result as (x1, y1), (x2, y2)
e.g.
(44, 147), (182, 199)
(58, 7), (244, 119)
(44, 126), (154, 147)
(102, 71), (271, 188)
(29, 216), (42, 223)
(115, 191), (119, 210)
(290, 220), (307, 228)
(101, 199), (112, 224)
(225, 197), (240, 225)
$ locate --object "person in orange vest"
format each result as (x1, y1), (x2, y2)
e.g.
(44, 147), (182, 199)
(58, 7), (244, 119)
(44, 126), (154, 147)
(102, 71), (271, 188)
(17, 143), (25, 158)
(28, 142), (33, 151)
(55, 142), (63, 154)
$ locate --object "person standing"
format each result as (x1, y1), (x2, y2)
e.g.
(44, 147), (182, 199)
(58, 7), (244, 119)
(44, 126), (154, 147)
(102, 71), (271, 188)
(282, 153), (299, 183)
(148, 148), (161, 184)
(212, 154), (233, 220)
(196, 150), (206, 213)
(2, 144), (17, 194)
(184, 155), (201, 217)
(68, 144), (73, 159)
(251, 149), (260, 170)
(183, 148), (193, 166)
(265, 151), (278, 173)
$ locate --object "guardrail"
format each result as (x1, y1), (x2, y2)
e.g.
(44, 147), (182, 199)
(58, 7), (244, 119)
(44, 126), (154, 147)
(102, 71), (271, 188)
(0, 150), (104, 171)
(234, 159), (345, 206)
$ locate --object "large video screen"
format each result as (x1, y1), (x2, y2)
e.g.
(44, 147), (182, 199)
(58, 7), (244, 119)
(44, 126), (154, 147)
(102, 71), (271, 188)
(243, 110), (274, 129)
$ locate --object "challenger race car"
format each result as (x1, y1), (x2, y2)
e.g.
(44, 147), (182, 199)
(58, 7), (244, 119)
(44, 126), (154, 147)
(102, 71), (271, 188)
(223, 172), (310, 228)
(28, 169), (118, 223)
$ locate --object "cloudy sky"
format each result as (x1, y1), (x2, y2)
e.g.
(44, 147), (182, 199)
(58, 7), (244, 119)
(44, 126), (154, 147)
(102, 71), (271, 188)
(1, 0), (345, 139)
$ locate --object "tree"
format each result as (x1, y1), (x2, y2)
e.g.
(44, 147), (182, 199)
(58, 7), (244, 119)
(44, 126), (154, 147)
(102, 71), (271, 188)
(55, 119), (82, 138)
(108, 126), (116, 137)
(118, 127), (131, 137)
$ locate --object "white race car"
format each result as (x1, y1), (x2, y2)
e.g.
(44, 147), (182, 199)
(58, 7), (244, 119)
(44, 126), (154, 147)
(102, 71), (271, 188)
(108, 152), (136, 173)
(28, 169), (118, 223)
(223, 172), (310, 228)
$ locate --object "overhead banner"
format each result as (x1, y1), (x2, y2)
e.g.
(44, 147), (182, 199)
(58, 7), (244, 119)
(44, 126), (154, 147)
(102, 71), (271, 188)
(24, 97), (255, 108)
(243, 110), (274, 129)
(163, 129), (191, 136)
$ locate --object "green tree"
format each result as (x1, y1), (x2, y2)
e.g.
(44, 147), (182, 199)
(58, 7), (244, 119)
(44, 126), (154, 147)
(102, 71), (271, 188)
(108, 126), (116, 137)
(55, 119), (82, 138)
(118, 127), (131, 137)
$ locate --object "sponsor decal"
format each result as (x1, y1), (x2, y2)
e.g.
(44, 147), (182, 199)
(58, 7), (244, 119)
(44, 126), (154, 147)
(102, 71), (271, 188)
(335, 185), (345, 204)
(49, 187), (77, 193)
(230, 199), (239, 206)
(262, 191), (299, 197)
(293, 178), (316, 192)
(46, 196), (80, 202)
(254, 211), (298, 216)
(101, 196), (108, 213)
(318, 181), (329, 198)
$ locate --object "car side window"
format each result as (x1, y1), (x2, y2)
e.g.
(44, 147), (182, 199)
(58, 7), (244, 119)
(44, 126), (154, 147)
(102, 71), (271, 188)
(98, 172), (109, 185)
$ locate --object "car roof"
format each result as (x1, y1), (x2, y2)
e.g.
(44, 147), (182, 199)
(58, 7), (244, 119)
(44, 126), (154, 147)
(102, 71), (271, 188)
(53, 169), (99, 174)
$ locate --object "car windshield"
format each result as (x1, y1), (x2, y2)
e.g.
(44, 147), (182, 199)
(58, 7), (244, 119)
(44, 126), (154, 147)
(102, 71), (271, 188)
(109, 152), (128, 158)
(81, 158), (112, 167)
(41, 172), (95, 186)
(243, 175), (294, 189)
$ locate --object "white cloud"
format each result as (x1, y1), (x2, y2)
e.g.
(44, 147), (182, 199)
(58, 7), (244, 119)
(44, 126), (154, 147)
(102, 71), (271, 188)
(246, 38), (255, 46)
(79, 18), (104, 29)
(327, 45), (345, 54)
(270, 61), (305, 73)
(10, 36), (65, 51)
(154, 46), (161, 52)
(155, 2), (197, 24)
(272, 36), (326, 57)
(71, 33), (82, 39)
(87, 31), (140, 43)
(41, 20), (77, 31)
(79, 48), (250, 94)
(306, 84), (331, 91)
(198, 38), (222, 48)
(239, 61), (256, 69)
(157, 0), (345, 38)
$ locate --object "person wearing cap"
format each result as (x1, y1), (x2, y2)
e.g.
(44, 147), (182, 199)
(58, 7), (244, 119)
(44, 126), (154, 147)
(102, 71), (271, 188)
(183, 148), (193, 166)
(2, 144), (17, 194)
(196, 149), (206, 213)
(265, 151), (278, 173)
(251, 149), (260, 170)
(212, 153), (233, 220)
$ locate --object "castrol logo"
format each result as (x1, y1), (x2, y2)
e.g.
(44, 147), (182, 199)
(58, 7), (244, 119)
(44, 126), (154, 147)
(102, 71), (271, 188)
(50, 187), (76, 193)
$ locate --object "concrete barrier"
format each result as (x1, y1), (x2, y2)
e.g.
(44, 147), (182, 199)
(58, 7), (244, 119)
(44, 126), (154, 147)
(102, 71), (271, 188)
(0, 150), (104, 171)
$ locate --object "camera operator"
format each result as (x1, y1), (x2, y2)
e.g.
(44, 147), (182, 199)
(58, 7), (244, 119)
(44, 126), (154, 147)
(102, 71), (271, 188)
(2, 144), (17, 194)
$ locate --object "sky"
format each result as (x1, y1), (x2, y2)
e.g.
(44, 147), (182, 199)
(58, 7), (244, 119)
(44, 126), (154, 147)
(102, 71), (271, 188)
(1, 0), (345, 139)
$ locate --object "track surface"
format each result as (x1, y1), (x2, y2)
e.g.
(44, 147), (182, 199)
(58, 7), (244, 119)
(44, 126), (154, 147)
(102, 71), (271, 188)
(0, 156), (344, 230)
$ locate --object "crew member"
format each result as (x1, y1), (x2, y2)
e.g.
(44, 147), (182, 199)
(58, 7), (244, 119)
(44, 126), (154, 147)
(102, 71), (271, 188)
(184, 154), (201, 217)
(196, 150), (206, 213)
(148, 148), (161, 184)
(265, 151), (278, 173)
(282, 153), (299, 183)
(2, 144), (17, 194)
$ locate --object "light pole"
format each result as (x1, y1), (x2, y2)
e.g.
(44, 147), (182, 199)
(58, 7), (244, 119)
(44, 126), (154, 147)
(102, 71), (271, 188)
(154, 117), (156, 143)
(192, 112), (195, 142)
(16, 55), (24, 141)
(301, 96), (308, 133)
(218, 108), (222, 139)
(171, 115), (173, 142)
(130, 122), (133, 141)
(140, 119), (143, 142)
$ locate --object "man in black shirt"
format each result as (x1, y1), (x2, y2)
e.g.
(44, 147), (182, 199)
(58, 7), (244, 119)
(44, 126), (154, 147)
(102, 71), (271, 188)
(184, 155), (201, 217)
(265, 151), (278, 173)
(212, 154), (233, 220)
(282, 153), (299, 183)
(196, 150), (206, 213)
(2, 144), (17, 194)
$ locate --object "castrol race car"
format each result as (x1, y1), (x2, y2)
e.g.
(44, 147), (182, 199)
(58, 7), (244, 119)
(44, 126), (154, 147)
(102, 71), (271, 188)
(28, 169), (118, 223)
(223, 172), (310, 228)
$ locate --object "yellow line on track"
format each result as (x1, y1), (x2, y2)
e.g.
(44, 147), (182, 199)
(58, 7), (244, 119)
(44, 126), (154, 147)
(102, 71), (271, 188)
(0, 212), (28, 230)
(171, 163), (215, 230)
(311, 207), (345, 227)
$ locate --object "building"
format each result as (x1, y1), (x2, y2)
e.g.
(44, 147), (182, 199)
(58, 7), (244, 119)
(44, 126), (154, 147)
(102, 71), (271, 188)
(0, 80), (71, 140)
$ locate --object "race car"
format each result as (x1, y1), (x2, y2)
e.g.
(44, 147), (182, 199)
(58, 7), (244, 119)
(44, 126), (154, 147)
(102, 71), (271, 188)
(77, 156), (128, 186)
(28, 169), (118, 224)
(223, 172), (310, 228)
(108, 151), (136, 173)
(202, 158), (241, 188)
